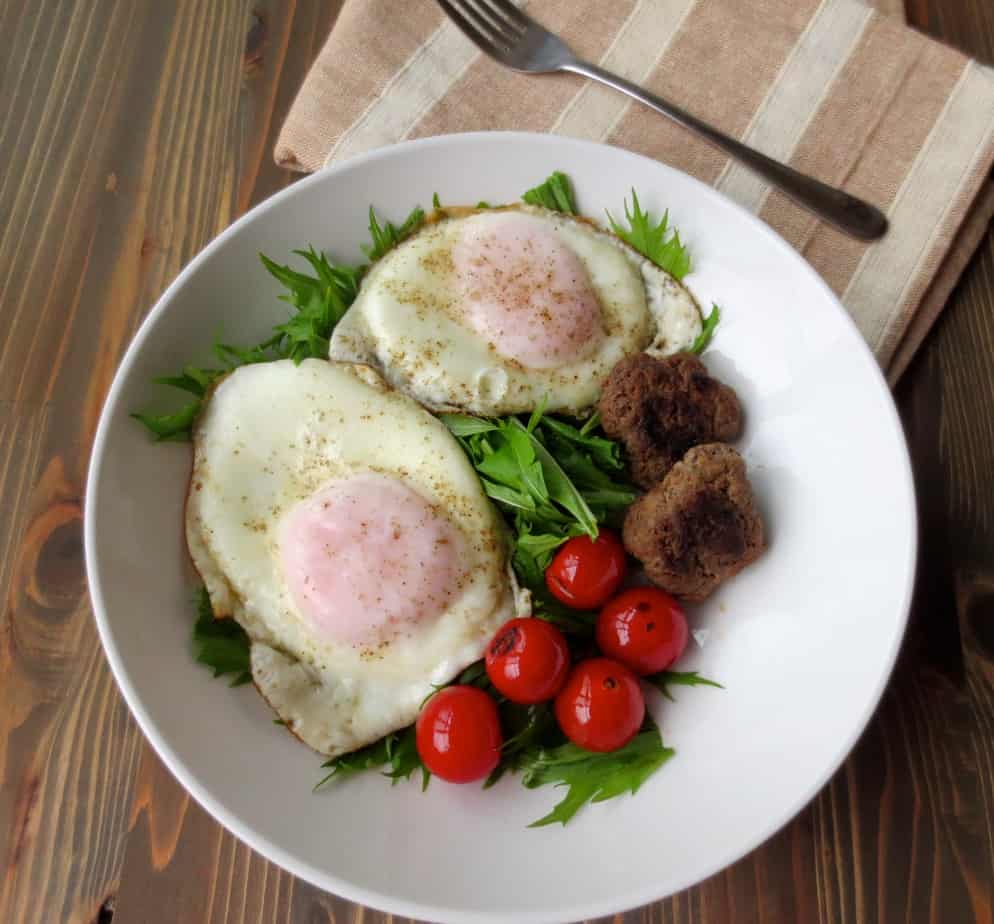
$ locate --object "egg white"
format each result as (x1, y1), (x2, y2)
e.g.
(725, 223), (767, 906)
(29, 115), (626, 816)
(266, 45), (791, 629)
(186, 358), (528, 757)
(328, 205), (703, 416)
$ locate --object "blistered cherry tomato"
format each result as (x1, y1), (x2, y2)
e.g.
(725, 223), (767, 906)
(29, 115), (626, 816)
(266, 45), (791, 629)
(416, 686), (502, 783)
(554, 658), (645, 752)
(545, 529), (627, 610)
(596, 587), (688, 675)
(485, 617), (570, 704)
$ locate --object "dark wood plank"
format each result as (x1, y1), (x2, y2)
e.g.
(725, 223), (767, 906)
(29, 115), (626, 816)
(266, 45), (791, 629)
(0, 1), (171, 918)
(0, 2), (343, 922)
(0, 0), (991, 922)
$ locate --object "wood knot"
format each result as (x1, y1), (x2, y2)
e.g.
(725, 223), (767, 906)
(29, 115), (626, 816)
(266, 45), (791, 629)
(22, 500), (84, 610)
(11, 457), (85, 631)
(37, 507), (84, 604)
(92, 895), (116, 924)
(963, 579), (994, 662)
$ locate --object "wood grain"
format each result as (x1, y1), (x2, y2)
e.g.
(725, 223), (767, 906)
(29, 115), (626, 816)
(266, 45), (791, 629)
(0, 1), (991, 923)
(0, 2), (343, 922)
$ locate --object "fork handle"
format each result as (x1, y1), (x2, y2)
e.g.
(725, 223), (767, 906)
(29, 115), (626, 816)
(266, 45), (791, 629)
(563, 61), (888, 241)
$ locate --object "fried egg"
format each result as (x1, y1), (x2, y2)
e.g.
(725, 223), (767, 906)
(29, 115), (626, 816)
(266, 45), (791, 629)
(186, 358), (527, 757)
(328, 205), (703, 416)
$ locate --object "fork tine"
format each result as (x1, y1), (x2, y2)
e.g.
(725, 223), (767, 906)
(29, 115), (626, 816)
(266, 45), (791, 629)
(437, 0), (508, 54)
(474, 0), (527, 34)
(462, 0), (516, 39)
(479, 0), (531, 32)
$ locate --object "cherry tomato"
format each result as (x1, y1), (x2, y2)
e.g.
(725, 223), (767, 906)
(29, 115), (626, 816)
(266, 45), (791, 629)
(485, 617), (571, 704)
(545, 529), (627, 610)
(596, 587), (689, 675)
(416, 686), (502, 783)
(554, 658), (645, 752)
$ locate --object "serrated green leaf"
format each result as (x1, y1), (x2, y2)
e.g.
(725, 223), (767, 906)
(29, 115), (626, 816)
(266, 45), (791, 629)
(526, 395), (549, 434)
(508, 419), (597, 538)
(362, 205), (426, 261)
(646, 670), (724, 702)
(440, 413), (499, 437)
(447, 407), (630, 598)
(481, 479), (537, 512)
(316, 735), (394, 789)
(503, 425), (548, 502)
(530, 587), (599, 637)
(579, 411), (601, 437)
(191, 586), (251, 685)
(383, 725), (429, 787)
(537, 416), (624, 472)
(607, 189), (692, 280)
(514, 530), (570, 566)
(512, 528), (571, 590)
(477, 444), (532, 489)
(135, 244), (363, 438)
(130, 402), (200, 441)
(151, 367), (218, 397)
(690, 304), (721, 355)
(315, 724), (430, 791)
(521, 719), (675, 827)
(522, 171), (577, 214)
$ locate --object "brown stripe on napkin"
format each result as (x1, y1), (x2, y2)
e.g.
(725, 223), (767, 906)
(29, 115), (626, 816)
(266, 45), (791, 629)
(800, 38), (967, 298)
(755, 14), (930, 253)
(608, 0), (826, 184)
(275, 0), (446, 170)
(888, 179), (994, 383)
(411, 1), (637, 142)
(274, 0), (994, 382)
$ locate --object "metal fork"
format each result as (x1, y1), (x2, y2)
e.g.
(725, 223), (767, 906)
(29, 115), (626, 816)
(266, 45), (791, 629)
(436, 0), (888, 241)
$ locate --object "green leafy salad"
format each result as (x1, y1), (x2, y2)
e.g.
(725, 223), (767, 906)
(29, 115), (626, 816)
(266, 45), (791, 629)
(138, 171), (722, 826)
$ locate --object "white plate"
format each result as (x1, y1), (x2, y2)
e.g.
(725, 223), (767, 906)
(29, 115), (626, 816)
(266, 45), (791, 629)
(85, 132), (916, 923)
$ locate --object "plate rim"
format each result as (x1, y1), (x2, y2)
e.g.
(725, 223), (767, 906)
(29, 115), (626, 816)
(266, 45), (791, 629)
(84, 130), (918, 924)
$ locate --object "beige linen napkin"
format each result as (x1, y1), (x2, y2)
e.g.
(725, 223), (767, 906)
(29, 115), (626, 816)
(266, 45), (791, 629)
(275, 0), (994, 383)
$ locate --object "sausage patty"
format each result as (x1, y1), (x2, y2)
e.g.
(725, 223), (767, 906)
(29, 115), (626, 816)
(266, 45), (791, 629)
(622, 443), (765, 602)
(598, 352), (742, 488)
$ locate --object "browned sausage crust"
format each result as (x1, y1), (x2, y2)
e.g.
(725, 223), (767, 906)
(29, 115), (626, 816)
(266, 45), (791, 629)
(598, 352), (742, 489)
(622, 443), (765, 602)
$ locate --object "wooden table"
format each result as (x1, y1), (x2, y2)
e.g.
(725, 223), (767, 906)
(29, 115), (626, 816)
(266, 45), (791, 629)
(2, 2), (992, 922)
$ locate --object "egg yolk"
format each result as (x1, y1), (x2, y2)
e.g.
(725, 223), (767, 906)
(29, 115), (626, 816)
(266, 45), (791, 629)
(279, 474), (465, 647)
(452, 213), (605, 369)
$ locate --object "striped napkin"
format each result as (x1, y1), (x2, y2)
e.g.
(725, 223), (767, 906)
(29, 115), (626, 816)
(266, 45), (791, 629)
(275, 0), (994, 383)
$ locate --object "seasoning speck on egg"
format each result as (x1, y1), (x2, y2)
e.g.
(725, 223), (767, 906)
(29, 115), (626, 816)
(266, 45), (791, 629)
(328, 206), (704, 415)
(185, 358), (528, 757)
